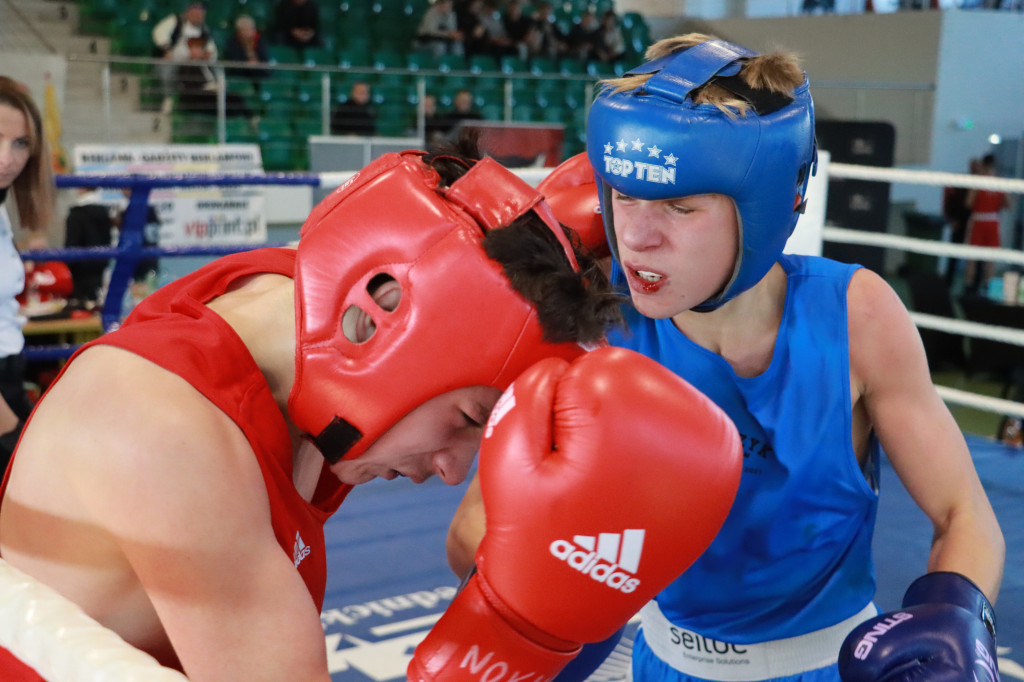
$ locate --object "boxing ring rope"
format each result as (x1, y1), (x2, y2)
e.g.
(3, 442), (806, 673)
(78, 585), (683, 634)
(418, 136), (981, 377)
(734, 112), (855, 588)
(825, 163), (1024, 420)
(4, 162), (1022, 681)
(0, 558), (187, 681)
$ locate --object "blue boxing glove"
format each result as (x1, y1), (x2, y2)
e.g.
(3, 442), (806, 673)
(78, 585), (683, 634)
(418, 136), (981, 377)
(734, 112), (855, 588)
(838, 572), (999, 682)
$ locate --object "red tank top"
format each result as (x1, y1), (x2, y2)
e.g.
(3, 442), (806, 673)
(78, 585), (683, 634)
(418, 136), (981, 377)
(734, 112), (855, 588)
(0, 248), (349, 679)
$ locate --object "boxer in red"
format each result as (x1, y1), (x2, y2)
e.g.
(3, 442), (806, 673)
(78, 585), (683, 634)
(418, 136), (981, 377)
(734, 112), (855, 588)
(0, 138), (633, 681)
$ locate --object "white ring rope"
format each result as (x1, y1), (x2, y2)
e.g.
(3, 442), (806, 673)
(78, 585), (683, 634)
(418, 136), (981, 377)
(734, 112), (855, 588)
(823, 226), (1024, 267)
(825, 163), (1024, 420)
(829, 162), (1024, 193)
(934, 386), (1024, 420)
(910, 312), (1024, 349)
(0, 558), (188, 681)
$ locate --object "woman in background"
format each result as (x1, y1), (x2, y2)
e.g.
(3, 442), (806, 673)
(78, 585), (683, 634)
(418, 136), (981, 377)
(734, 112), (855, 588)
(0, 76), (54, 469)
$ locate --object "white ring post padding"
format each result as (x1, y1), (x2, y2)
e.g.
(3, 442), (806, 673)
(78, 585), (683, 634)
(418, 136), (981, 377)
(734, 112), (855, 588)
(0, 558), (188, 682)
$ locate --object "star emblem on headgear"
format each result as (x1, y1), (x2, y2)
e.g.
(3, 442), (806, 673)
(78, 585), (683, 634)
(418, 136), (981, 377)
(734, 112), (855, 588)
(664, 153), (677, 166)
(616, 139), (627, 152)
(648, 145), (661, 158)
(631, 138), (644, 151)
(604, 142), (613, 154)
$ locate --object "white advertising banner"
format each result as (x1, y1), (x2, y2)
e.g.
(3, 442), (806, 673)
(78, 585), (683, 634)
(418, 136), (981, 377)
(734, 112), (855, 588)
(72, 144), (267, 246)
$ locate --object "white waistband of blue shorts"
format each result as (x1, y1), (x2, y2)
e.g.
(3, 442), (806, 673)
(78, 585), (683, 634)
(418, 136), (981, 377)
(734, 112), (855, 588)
(639, 600), (878, 682)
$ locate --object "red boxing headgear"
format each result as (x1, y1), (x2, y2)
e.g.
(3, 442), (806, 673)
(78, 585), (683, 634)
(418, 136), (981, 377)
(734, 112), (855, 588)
(288, 151), (587, 464)
(537, 153), (610, 259)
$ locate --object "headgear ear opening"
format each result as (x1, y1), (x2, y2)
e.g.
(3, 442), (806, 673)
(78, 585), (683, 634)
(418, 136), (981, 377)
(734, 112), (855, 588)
(289, 152), (587, 466)
(587, 38), (817, 311)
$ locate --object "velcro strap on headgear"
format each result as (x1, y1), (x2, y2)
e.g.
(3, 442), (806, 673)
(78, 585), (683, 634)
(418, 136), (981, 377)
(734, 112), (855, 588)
(641, 40), (756, 103)
(444, 156), (579, 270)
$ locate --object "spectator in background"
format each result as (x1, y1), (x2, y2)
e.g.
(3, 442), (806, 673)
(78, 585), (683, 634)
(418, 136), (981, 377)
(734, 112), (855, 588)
(525, 1), (566, 61)
(963, 153), (1010, 293)
(595, 9), (626, 63)
(64, 187), (113, 308)
(273, 0), (322, 49)
(434, 88), (483, 138)
(175, 36), (253, 118)
(151, 1), (217, 115)
(224, 14), (271, 83)
(459, 0), (515, 60)
(566, 9), (602, 62)
(941, 157), (976, 288)
(502, 0), (534, 61)
(0, 76), (54, 470)
(422, 94), (449, 146)
(330, 81), (377, 136)
(416, 0), (464, 57)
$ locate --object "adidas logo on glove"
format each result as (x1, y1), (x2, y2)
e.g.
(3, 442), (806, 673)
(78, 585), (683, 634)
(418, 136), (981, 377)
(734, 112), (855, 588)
(550, 530), (644, 593)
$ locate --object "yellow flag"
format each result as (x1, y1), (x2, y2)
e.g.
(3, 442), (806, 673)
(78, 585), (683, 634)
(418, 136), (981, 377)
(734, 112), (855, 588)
(43, 73), (69, 173)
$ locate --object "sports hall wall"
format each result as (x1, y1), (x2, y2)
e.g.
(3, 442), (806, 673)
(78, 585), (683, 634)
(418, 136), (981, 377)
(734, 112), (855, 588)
(664, 10), (1024, 216)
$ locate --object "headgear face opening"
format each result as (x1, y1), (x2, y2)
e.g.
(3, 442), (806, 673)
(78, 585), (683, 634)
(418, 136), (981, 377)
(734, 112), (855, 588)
(586, 39), (817, 311)
(288, 152), (586, 464)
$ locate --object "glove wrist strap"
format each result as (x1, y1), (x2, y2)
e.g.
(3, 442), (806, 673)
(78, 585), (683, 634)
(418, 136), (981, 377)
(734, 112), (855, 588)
(903, 571), (997, 638)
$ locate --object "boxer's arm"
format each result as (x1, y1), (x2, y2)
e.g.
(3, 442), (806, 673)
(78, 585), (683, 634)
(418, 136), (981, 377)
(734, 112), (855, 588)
(65, 357), (331, 681)
(446, 475), (484, 580)
(847, 268), (1004, 599)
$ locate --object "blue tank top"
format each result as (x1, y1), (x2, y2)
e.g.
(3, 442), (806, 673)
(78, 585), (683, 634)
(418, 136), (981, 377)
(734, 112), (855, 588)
(609, 254), (881, 643)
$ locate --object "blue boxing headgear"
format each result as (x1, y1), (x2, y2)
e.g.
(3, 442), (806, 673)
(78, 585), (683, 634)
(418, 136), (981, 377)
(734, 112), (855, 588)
(586, 39), (817, 311)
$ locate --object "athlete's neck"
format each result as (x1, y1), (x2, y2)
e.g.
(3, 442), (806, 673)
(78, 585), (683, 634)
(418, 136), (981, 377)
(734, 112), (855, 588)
(205, 273), (297, 412)
(671, 263), (787, 378)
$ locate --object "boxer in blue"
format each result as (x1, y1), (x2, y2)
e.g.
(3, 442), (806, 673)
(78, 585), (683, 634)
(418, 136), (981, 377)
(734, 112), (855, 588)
(447, 33), (1005, 682)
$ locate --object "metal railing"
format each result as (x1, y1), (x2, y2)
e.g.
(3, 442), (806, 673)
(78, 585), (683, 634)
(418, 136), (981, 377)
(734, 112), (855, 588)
(68, 54), (605, 163)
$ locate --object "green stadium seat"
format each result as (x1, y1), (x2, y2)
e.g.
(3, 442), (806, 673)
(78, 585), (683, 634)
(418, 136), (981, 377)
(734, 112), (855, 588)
(407, 51), (440, 72)
(512, 105), (535, 122)
(529, 57), (557, 75)
(336, 47), (372, 69)
(376, 102), (412, 137)
(480, 103), (504, 121)
(469, 55), (499, 74)
(237, 0), (273, 26)
(540, 106), (567, 125)
(559, 58), (587, 75)
(339, 1), (371, 21)
(267, 45), (303, 66)
(262, 99), (297, 123)
(499, 56), (529, 74)
(303, 47), (336, 67)
(258, 118), (295, 144)
(295, 117), (328, 140)
(257, 79), (298, 109)
(171, 113), (217, 144)
(78, 0), (121, 34)
(437, 54), (467, 73)
(225, 117), (259, 143)
(261, 141), (301, 171)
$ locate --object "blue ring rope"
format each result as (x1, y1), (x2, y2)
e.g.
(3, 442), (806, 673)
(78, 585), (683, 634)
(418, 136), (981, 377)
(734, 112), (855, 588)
(24, 173), (318, 361)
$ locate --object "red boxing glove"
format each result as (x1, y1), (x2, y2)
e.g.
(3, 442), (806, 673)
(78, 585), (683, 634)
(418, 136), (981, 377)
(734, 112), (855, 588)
(408, 347), (742, 681)
(537, 153), (609, 258)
